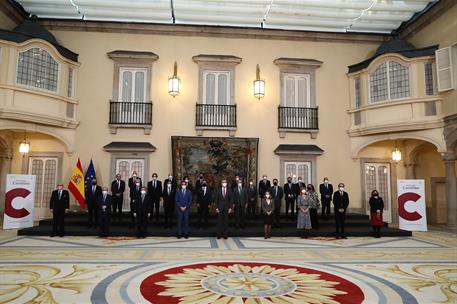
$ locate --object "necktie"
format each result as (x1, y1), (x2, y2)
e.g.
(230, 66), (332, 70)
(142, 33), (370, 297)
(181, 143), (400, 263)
(103, 195), (106, 202)
(238, 187), (241, 194)
(340, 191), (343, 196)
(153, 180), (156, 188)
(92, 186), (95, 193)
(118, 180), (120, 190)
(203, 188), (206, 196)
(223, 187), (226, 198)
(168, 187), (171, 195)
(182, 189), (185, 195)
(58, 191), (62, 199)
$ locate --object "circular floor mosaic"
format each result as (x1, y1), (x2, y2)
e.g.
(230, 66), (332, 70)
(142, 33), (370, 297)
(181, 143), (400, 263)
(139, 262), (365, 303)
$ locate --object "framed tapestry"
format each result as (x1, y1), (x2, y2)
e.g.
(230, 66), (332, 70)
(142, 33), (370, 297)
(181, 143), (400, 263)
(171, 136), (259, 188)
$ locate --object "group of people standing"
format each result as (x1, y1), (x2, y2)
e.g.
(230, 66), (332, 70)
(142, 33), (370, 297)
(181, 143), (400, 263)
(49, 172), (385, 239)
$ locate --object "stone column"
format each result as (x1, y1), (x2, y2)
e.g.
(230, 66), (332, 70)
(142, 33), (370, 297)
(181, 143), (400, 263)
(0, 155), (12, 214)
(404, 162), (416, 179)
(443, 152), (457, 228)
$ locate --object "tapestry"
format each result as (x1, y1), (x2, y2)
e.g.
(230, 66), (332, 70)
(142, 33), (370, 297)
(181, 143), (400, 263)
(171, 136), (259, 187)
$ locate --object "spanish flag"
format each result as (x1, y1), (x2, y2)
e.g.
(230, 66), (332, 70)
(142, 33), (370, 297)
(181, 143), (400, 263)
(68, 158), (85, 208)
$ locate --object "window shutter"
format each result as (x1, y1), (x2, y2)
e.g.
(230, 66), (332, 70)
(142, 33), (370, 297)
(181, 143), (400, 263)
(121, 71), (132, 102)
(285, 77), (295, 107)
(205, 73), (216, 104)
(436, 46), (454, 92)
(134, 71), (145, 102)
(297, 77), (307, 108)
(218, 73), (228, 105)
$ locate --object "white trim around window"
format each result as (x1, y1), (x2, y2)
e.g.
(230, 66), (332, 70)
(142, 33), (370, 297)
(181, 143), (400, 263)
(282, 73), (311, 108)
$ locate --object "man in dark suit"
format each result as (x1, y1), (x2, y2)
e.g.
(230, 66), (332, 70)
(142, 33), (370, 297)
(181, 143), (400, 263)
(162, 180), (176, 229)
(232, 178), (247, 229)
(319, 177), (334, 220)
(98, 187), (112, 237)
(133, 186), (151, 238)
(128, 172), (142, 228)
(85, 178), (102, 228)
(231, 174), (241, 190)
(195, 173), (205, 191)
(50, 184), (69, 237)
(258, 174), (271, 200)
(271, 178), (284, 228)
(147, 173), (162, 222)
(110, 173), (125, 221)
(197, 180), (212, 229)
(246, 179), (257, 221)
(284, 176), (297, 221)
(175, 180), (192, 239)
(215, 179), (233, 239)
(333, 182), (350, 239)
(164, 173), (177, 189)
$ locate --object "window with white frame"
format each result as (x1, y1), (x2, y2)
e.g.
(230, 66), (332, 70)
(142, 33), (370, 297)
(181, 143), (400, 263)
(119, 68), (147, 103)
(282, 73), (311, 108)
(424, 62), (435, 96)
(28, 157), (58, 210)
(354, 77), (361, 108)
(435, 45), (456, 92)
(67, 67), (75, 98)
(369, 61), (410, 102)
(115, 158), (145, 210)
(17, 47), (59, 92)
(203, 71), (231, 105)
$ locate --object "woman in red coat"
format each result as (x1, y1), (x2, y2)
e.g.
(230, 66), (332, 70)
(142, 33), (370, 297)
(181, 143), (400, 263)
(369, 189), (384, 238)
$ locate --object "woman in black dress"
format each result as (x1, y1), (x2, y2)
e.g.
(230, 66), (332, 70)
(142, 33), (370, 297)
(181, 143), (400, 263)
(369, 189), (384, 238)
(261, 190), (275, 239)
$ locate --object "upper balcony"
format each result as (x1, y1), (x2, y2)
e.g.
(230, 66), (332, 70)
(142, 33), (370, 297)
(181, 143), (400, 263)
(0, 19), (79, 129)
(278, 106), (319, 135)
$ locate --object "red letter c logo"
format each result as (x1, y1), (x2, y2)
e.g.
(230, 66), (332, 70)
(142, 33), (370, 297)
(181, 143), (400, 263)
(398, 192), (422, 221)
(4, 188), (31, 218)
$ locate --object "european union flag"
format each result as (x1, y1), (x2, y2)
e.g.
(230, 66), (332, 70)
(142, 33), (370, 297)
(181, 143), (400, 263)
(84, 159), (96, 191)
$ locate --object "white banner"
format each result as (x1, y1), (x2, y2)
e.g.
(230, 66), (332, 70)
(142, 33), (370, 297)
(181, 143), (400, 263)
(3, 174), (36, 230)
(397, 179), (427, 231)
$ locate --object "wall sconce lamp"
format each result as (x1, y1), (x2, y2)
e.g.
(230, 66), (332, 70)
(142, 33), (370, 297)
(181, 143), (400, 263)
(19, 130), (30, 155)
(392, 143), (402, 162)
(253, 64), (265, 99)
(168, 61), (180, 97)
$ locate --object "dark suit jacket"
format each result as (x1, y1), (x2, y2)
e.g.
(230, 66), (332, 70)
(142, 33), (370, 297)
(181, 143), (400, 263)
(195, 179), (205, 191)
(197, 187), (213, 207)
(147, 179), (162, 201)
(284, 182), (296, 200)
(271, 185), (284, 204)
(258, 180), (271, 198)
(50, 190), (69, 213)
(134, 193), (151, 216)
(85, 185), (102, 206)
(163, 178), (178, 189)
(295, 182), (305, 195)
(247, 185), (257, 202)
(369, 197), (384, 212)
(333, 191), (349, 212)
(319, 183), (334, 202)
(175, 188), (192, 211)
(215, 187), (232, 212)
(97, 194), (112, 215)
(128, 177), (142, 198)
(232, 186), (248, 207)
(162, 186), (176, 208)
(111, 179), (125, 196)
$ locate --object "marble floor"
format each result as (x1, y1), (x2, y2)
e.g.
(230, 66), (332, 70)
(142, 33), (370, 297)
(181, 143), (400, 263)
(0, 230), (455, 304)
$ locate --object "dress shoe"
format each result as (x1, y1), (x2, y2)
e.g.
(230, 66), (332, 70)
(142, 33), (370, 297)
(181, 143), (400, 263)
(217, 236), (221, 239)
(50, 234), (56, 237)
(223, 236), (228, 239)
(184, 235), (189, 239)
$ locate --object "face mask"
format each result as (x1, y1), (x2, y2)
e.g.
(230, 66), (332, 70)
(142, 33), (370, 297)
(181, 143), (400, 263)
(141, 190), (146, 194)
(185, 179), (189, 183)
(199, 176), (203, 179)
(307, 187), (312, 191)
(222, 183), (227, 187)
(152, 176), (157, 180)
(249, 182), (253, 185)
(181, 185), (186, 189)
(273, 182), (278, 186)
(301, 191), (306, 195)
(263, 176), (267, 180)
(136, 183), (140, 187)
(339, 187), (344, 191)
(168, 176), (172, 179)
(265, 194), (270, 198)
(298, 180), (302, 183)
(133, 174), (137, 177)
(102, 191), (108, 195)
(287, 179), (292, 183)
(92, 181), (97, 185)
(116, 176), (121, 180)
(237, 183), (242, 187)
(324, 180), (328, 184)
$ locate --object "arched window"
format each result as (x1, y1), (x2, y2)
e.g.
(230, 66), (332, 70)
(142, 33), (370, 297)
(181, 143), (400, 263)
(17, 48), (59, 92)
(369, 60), (410, 102)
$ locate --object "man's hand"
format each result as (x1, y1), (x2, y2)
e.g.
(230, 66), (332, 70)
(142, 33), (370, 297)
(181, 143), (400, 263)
(339, 208), (344, 213)
(228, 208), (232, 214)
(133, 213), (136, 217)
(180, 206), (186, 212)
(147, 213), (150, 217)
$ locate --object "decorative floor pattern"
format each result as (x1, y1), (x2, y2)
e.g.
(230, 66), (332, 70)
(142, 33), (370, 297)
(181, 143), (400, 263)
(0, 231), (455, 304)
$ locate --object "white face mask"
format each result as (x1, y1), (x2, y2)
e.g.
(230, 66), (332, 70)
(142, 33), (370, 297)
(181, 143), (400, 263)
(133, 174), (137, 177)
(185, 179), (189, 183)
(141, 190), (146, 194)
(298, 180), (302, 183)
(181, 185), (186, 189)
(136, 183), (140, 187)
(265, 194), (270, 198)
(301, 191), (306, 195)
(263, 176), (267, 180)
(339, 187), (344, 191)
(324, 180), (328, 184)
(152, 176), (157, 180)
(102, 191), (108, 195)
(237, 183), (242, 187)
(222, 183), (227, 187)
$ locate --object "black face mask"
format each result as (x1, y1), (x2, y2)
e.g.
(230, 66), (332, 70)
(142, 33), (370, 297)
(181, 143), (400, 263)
(92, 181), (97, 185)
(273, 182), (278, 186)
(307, 188), (312, 191)
(287, 179), (292, 183)
(202, 184), (207, 187)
